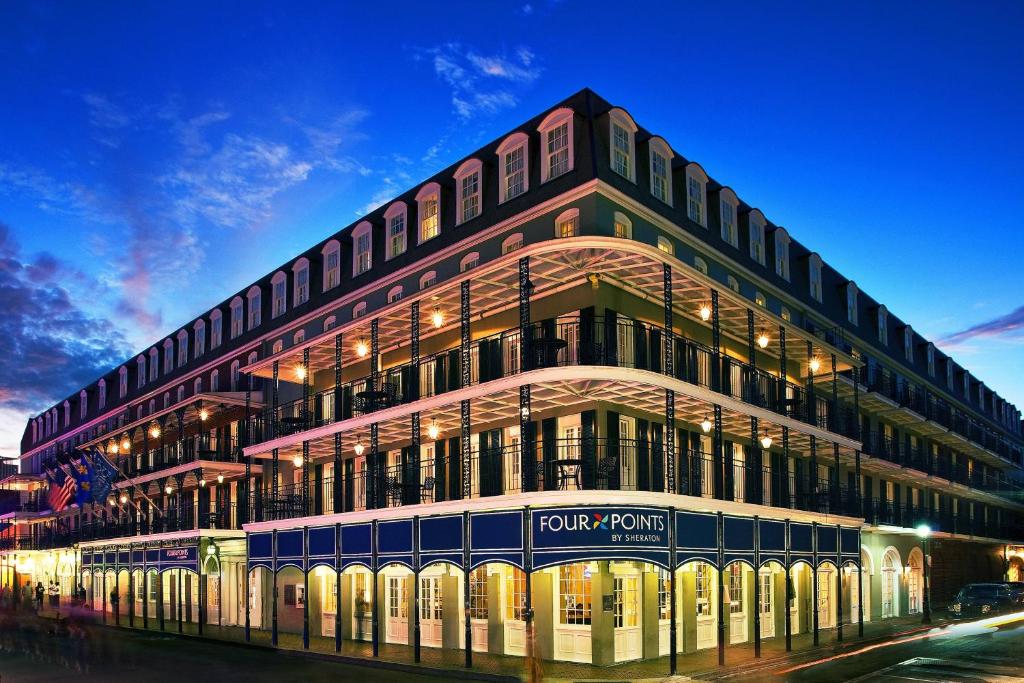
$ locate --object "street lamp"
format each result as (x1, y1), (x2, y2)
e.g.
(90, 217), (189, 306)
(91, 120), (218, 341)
(916, 523), (932, 624)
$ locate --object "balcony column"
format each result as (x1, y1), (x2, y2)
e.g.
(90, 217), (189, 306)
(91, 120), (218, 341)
(302, 347), (310, 429)
(809, 436), (818, 511)
(371, 318), (380, 390)
(831, 353), (839, 433)
(174, 408), (185, 465)
(855, 449), (863, 520)
(782, 427), (791, 508)
(333, 332), (342, 422)
(833, 443), (841, 513)
(243, 372), (252, 524)
(272, 360), (280, 439)
(750, 415), (760, 505)
(460, 280), (472, 500)
(519, 257), (536, 492)
(302, 440), (310, 515)
(812, 522), (819, 645)
(664, 264), (676, 494)
(333, 434), (342, 514)
(271, 448), (279, 512)
(747, 308), (757, 389)
(174, 473), (186, 527)
(410, 413), (421, 505)
(806, 341), (816, 425)
(711, 290), (721, 392)
(713, 404), (724, 500)
(411, 301), (420, 401)
(158, 415), (168, 467)
(778, 326), (787, 409)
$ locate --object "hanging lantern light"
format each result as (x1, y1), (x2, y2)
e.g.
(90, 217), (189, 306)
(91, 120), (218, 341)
(355, 339), (369, 358)
(110, 442), (119, 455)
(757, 331), (770, 349)
(698, 303), (712, 322)
(165, 485), (172, 495)
(809, 357), (822, 374)
(121, 437), (131, 452)
(199, 478), (206, 488)
(119, 494), (128, 505)
(294, 366), (307, 381)
(199, 408), (209, 422)
(701, 415), (713, 433)
(149, 424), (161, 439)
(431, 307), (445, 329)
(427, 419), (441, 441)
(216, 474), (224, 484)
(354, 441), (365, 456)
(760, 432), (773, 449)
(293, 455), (304, 468)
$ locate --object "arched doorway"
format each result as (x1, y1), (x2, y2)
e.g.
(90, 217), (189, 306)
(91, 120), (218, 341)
(758, 560), (786, 639)
(1009, 555), (1024, 582)
(724, 561), (753, 645)
(907, 547), (923, 615)
(341, 564), (372, 641)
(551, 561), (595, 662)
(311, 565), (336, 637)
(816, 562), (838, 629)
(203, 555), (221, 625)
(881, 547), (901, 619)
(380, 562), (413, 646)
(851, 548), (871, 623)
(681, 560), (718, 650)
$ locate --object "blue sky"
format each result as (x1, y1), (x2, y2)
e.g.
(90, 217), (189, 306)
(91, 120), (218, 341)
(1, 1), (1022, 458)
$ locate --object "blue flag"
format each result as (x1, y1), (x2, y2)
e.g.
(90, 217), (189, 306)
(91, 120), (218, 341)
(70, 451), (92, 507)
(82, 446), (118, 503)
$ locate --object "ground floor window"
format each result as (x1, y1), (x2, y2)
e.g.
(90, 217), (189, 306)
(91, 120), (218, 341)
(728, 564), (744, 614)
(559, 564), (592, 625)
(469, 568), (488, 620)
(658, 568), (671, 620)
(613, 575), (639, 628)
(696, 563), (712, 617)
(506, 567), (526, 621)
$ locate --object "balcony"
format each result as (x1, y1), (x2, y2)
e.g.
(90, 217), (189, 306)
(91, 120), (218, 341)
(118, 434), (240, 479)
(254, 436), (862, 523)
(252, 316), (860, 448)
(864, 497), (1024, 541)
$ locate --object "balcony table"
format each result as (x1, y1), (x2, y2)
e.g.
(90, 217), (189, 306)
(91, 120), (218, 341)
(279, 416), (305, 435)
(532, 337), (568, 368)
(553, 458), (582, 490)
(356, 389), (392, 412)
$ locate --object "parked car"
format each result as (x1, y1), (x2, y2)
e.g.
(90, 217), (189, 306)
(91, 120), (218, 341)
(949, 583), (1016, 618)
(1004, 581), (1024, 605)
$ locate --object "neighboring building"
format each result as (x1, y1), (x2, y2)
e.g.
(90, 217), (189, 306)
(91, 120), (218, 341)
(4, 89), (1024, 672)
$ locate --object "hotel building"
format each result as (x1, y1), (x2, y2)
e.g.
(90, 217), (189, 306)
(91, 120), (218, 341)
(4, 88), (1023, 671)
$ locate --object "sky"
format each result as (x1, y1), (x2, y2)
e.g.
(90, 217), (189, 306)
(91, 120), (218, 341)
(1, 1), (1022, 460)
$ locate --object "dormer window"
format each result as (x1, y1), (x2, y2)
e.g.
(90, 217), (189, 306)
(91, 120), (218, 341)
(292, 257), (310, 307)
(845, 282), (858, 325)
(555, 208), (579, 238)
(229, 298), (243, 339)
(608, 108), (637, 181)
(538, 107), (573, 182)
(119, 366), (128, 398)
(694, 256), (708, 275)
(719, 189), (738, 247)
(387, 285), (404, 303)
(946, 360), (954, 389)
(613, 211), (632, 239)
(460, 252), (480, 272)
(322, 239), (341, 290)
(79, 390), (87, 419)
(98, 379), (107, 409)
(877, 305), (888, 344)
(748, 210), (766, 265)
(416, 184), (440, 243)
(419, 271), (437, 290)
(176, 329), (188, 366)
(501, 233), (524, 253)
(352, 221), (372, 275)
(148, 348), (159, 380)
(353, 301), (367, 319)
(194, 319), (205, 357)
(773, 228), (790, 281)
(685, 164), (708, 227)
(454, 161), (482, 225)
(211, 369), (220, 392)
(136, 356), (146, 388)
(927, 343), (935, 376)
(497, 132), (528, 202)
(163, 339), (174, 373)
(247, 286), (262, 329)
(962, 373), (969, 397)
(648, 137), (673, 204)
(383, 203), (407, 260)
(808, 253), (823, 303)
(657, 236), (673, 255)
(271, 272), (287, 318)
(903, 326), (914, 362)
(210, 309), (223, 348)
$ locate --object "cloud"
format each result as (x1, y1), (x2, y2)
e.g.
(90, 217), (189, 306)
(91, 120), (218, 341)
(419, 43), (542, 120)
(937, 305), (1024, 348)
(0, 223), (131, 442)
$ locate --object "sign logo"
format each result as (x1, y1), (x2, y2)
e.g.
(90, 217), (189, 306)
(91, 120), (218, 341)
(592, 513), (608, 531)
(535, 507), (667, 547)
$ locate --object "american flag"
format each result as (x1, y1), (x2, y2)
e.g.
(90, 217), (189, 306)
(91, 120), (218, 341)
(47, 469), (75, 512)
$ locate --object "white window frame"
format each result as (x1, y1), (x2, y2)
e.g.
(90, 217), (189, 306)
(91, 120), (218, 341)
(80, 390), (88, 420)
(904, 326), (914, 362)
(271, 271), (287, 318)
(210, 310), (223, 349)
(387, 285), (403, 303)
(415, 183), (441, 243)
(419, 271), (437, 290)
(927, 343), (935, 376)
(657, 236), (673, 255)
(193, 319), (206, 358)
(210, 369), (220, 392)
(685, 164), (708, 227)
(808, 253), (823, 303)
(459, 252), (480, 273)
(555, 208), (579, 238)
(352, 221), (373, 276)
(608, 108), (637, 182)
(648, 136), (673, 205)
(497, 132), (529, 202)
(322, 239), (341, 291)
(292, 257), (310, 307)
(877, 305), (888, 344)
(323, 315), (337, 332)
(136, 356), (146, 389)
(748, 210), (766, 265)
(501, 233), (524, 253)
(719, 188), (738, 247)
(383, 203), (407, 260)
(230, 360), (241, 391)
(353, 301), (367, 319)
(613, 211), (632, 239)
(163, 339), (174, 374)
(773, 228), (791, 281)
(148, 348), (159, 381)
(98, 379), (107, 409)
(846, 282), (858, 325)
(193, 377), (202, 396)
(453, 159), (482, 225)
(246, 286), (262, 329)
(176, 330), (188, 367)
(727, 275), (740, 293)
(538, 107), (574, 183)
(118, 366), (128, 398)
(694, 255), (708, 274)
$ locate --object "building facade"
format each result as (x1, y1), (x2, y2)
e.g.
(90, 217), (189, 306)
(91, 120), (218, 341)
(4, 89), (1024, 670)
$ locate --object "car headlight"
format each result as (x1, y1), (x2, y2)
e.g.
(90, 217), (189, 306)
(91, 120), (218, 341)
(982, 604), (991, 613)
(952, 603), (961, 612)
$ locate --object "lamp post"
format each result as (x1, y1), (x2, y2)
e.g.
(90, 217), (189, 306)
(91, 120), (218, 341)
(916, 523), (932, 624)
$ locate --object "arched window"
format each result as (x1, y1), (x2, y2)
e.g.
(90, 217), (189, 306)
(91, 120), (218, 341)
(808, 253), (823, 302)
(780, 306), (792, 322)
(322, 239), (341, 291)
(292, 257), (310, 306)
(271, 271), (288, 318)
(555, 208), (579, 238)
(79, 390), (88, 420)
(136, 356), (146, 389)
(98, 379), (107, 409)
(353, 301), (367, 319)
(293, 330), (305, 345)
(419, 271), (437, 290)
(608, 108), (637, 182)
(727, 275), (740, 293)
(748, 209), (766, 266)
(416, 183), (441, 243)
(773, 228), (791, 281)
(846, 281), (859, 325)
(323, 315), (337, 332)
(383, 203), (407, 260)
(648, 136), (673, 205)
(163, 392), (170, 409)
(176, 386), (185, 404)
(538, 107), (574, 183)
(453, 160), (482, 225)
(148, 398), (156, 415)
(496, 132), (529, 202)
(176, 329), (188, 367)
(63, 400), (70, 427)
(193, 319), (206, 358)
(904, 326), (914, 362)
(229, 361), (240, 391)
(685, 163), (708, 228)
(460, 252), (479, 272)
(719, 188), (738, 247)
(613, 211), (632, 239)
(272, 339), (284, 354)
(877, 304), (888, 344)
(246, 286), (262, 329)
(210, 309), (223, 348)
(210, 369), (220, 392)
(694, 256), (708, 275)
(502, 233), (524, 254)
(229, 296), (242, 339)
(163, 339), (174, 374)
(755, 291), (767, 307)
(193, 377), (203, 395)
(352, 221), (373, 275)
(657, 236), (673, 255)
(387, 285), (404, 303)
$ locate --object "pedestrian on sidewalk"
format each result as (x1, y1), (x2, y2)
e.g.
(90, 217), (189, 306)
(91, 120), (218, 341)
(34, 582), (45, 611)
